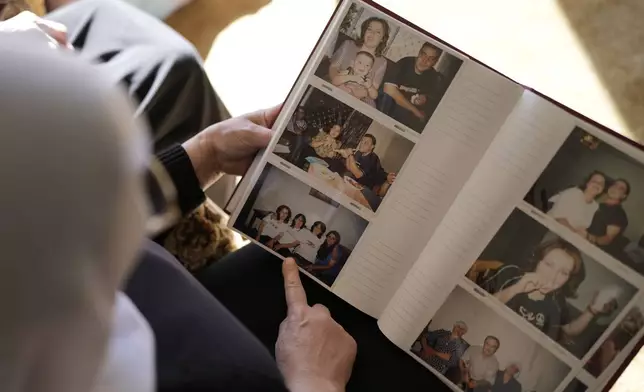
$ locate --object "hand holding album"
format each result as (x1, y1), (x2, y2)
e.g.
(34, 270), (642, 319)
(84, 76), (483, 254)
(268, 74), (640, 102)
(226, 2), (644, 391)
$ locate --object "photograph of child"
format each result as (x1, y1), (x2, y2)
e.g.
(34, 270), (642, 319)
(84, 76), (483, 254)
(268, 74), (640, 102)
(314, 3), (463, 133)
(233, 164), (368, 287)
(411, 286), (570, 392)
(466, 209), (638, 359)
(585, 305), (644, 377)
(525, 126), (644, 276)
(274, 85), (415, 212)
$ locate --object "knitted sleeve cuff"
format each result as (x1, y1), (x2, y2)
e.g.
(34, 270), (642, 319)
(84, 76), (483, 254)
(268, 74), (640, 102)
(156, 144), (205, 215)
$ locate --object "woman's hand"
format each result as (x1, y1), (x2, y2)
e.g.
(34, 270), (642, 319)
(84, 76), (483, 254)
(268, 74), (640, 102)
(276, 259), (356, 392)
(183, 105), (282, 188)
(513, 272), (544, 294)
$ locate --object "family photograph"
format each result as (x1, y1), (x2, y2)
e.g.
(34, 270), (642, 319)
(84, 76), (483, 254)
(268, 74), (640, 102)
(314, 3), (463, 133)
(274, 85), (415, 212)
(233, 164), (369, 287)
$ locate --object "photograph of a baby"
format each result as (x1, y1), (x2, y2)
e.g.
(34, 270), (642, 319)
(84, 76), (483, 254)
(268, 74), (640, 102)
(233, 164), (368, 287)
(525, 127), (644, 277)
(466, 208), (638, 359)
(315, 3), (463, 133)
(274, 85), (415, 212)
(334, 50), (378, 107)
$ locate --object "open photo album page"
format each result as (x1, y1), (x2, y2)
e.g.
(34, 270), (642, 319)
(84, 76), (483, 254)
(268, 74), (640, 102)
(228, 1), (644, 390)
(229, 0), (527, 306)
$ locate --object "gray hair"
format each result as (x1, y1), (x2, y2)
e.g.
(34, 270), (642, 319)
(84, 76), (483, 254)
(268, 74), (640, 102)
(453, 321), (468, 330)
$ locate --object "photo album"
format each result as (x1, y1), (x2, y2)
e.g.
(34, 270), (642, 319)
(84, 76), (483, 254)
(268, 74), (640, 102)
(225, 1), (644, 391)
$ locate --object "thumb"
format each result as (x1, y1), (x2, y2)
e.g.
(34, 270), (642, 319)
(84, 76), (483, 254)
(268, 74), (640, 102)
(245, 104), (283, 128)
(242, 124), (273, 150)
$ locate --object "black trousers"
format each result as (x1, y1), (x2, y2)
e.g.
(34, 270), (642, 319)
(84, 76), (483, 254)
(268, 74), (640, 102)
(46, 0), (222, 152)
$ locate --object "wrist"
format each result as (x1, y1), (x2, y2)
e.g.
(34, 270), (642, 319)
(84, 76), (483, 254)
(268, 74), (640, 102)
(182, 132), (221, 189)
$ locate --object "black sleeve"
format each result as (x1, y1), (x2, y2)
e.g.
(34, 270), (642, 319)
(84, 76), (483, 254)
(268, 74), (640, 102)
(611, 208), (629, 230)
(157, 144), (205, 215)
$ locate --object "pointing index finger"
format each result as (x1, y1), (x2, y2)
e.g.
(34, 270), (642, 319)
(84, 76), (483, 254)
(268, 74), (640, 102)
(282, 258), (307, 313)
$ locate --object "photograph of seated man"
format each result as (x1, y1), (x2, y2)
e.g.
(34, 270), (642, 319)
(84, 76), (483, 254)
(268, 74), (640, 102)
(379, 42), (445, 133)
(411, 286), (570, 392)
(466, 208), (638, 358)
(525, 126), (644, 275)
(314, 3), (463, 133)
(412, 321), (469, 376)
(283, 106), (314, 165)
(487, 363), (522, 392)
(233, 164), (368, 287)
(458, 335), (501, 392)
(274, 86), (415, 212)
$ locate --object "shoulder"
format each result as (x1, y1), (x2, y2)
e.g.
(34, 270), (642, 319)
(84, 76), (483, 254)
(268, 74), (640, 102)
(484, 264), (521, 291)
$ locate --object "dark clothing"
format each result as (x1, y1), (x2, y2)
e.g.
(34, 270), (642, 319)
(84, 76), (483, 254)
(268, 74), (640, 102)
(488, 371), (521, 392)
(482, 265), (567, 340)
(588, 203), (629, 235)
(195, 244), (452, 392)
(47, 0), (222, 152)
(382, 56), (442, 132)
(587, 203), (629, 256)
(126, 241), (288, 392)
(424, 329), (465, 374)
(352, 151), (387, 189)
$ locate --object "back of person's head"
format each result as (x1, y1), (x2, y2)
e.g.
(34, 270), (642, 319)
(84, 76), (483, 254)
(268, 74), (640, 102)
(0, 38), (150, 392)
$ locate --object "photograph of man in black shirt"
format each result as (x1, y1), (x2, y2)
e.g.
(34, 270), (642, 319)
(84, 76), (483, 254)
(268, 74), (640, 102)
(582, 179), (630, 258)
(335, 134), (396, 210)
(381, 42), (444, 133)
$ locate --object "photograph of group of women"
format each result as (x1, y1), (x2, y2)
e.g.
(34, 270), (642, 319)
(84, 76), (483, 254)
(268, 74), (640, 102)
(466, 208), (639, 359)
(274, 85), (415, 212)
(233, 164), (368, 287)
(410, 286), (570, 392)
(525, 126), (644, 276)
(314, 2), (463, 133)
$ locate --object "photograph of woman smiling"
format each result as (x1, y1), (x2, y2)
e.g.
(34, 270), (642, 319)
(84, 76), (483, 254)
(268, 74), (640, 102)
(328, 16), (390, 103)
(306, 231), (344, 286)
(293, 221), (327, 264)
(471, 239), (617, 343)
(269, 213), (306, 256)
(547, 171), (606, 235)
(255, 205), (292, 245)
